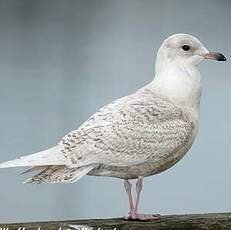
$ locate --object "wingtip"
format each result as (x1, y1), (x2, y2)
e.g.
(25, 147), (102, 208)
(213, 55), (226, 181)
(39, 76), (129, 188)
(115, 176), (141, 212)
(0, 161), (12, 169)
(0, 159), (22, 169)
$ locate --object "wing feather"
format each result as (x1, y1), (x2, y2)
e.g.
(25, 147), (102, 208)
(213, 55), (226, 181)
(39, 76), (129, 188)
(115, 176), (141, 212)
(59, 87), (194, 168)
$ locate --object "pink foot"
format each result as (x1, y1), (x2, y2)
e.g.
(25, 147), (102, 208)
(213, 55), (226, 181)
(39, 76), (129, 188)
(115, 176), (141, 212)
(125, 213), (161, 221)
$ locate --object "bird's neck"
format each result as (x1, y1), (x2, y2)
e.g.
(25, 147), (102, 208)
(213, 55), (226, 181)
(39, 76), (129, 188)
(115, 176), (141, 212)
(151, 64), (202, 117)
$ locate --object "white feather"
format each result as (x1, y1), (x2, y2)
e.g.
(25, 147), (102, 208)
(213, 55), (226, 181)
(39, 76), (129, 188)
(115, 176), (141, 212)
(0, 146), (67, 168)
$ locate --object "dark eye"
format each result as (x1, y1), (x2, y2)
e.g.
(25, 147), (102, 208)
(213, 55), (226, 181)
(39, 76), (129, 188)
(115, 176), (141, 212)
(182, 45), (190, 51)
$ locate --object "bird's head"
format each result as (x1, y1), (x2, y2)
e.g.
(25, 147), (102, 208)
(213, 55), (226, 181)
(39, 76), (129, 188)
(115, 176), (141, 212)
(156, 33), (226, 73)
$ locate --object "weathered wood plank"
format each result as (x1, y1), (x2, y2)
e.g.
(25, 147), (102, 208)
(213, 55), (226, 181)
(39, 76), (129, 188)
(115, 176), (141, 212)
(1, 213), (231, 230)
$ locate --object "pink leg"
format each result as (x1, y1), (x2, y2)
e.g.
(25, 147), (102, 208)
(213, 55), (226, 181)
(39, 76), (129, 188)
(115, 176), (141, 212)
(133, 176), (143, 214)
(130, 176), (160, 221)
(124, 179), (134, 218)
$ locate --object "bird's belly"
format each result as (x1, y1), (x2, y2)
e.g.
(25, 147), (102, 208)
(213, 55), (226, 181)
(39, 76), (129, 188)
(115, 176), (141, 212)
(89, 149), (186, 179)
(88, 126), (197, 179)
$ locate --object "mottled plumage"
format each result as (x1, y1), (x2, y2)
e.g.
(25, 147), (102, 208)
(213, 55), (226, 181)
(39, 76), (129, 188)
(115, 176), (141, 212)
(20, 85), (197, 183)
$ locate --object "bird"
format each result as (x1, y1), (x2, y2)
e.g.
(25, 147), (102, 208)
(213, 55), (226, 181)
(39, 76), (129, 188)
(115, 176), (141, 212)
(0, 33), (226, 221)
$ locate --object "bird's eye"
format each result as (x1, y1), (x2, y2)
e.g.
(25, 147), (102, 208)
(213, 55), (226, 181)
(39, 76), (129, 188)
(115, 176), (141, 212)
(182, 45), (190, 51)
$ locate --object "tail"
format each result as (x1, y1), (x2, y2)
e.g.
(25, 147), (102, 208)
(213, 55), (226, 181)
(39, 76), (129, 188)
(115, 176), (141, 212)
(0, 146), (67, 168)
(23, 165), (95, 184)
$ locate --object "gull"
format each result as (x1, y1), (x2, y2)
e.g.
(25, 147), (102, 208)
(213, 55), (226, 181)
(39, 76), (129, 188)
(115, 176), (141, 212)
(0, 33), (226, 220)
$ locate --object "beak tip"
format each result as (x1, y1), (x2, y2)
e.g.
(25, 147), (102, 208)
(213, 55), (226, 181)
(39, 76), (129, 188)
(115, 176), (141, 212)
(205, 52), (227, 61)
(217, 53), (227, 61)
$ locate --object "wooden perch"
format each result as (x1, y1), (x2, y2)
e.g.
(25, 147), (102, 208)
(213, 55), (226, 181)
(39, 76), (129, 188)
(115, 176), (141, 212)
(1, 213), (231, 230)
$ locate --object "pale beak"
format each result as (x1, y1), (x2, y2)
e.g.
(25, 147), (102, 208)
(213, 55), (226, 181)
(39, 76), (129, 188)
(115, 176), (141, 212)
(204, 52), (226, 61)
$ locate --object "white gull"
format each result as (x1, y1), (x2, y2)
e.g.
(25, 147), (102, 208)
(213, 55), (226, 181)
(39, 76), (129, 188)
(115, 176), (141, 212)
(0, 33), (226, 220)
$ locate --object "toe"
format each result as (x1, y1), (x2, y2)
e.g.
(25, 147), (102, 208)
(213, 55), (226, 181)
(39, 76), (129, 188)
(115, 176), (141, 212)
(134, 213), (161, 221)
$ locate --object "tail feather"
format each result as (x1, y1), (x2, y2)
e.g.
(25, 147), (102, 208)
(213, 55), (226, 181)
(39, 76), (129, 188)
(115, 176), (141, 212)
(0, 146), (67, 168)
(23, 165), (95, 184)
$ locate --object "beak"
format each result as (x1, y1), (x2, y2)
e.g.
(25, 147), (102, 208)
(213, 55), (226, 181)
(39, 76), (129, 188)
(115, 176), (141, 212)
(204, 52), (227, 61)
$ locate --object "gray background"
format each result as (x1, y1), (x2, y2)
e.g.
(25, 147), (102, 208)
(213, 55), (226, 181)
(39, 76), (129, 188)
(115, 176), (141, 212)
(0, 0), (230, 223)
